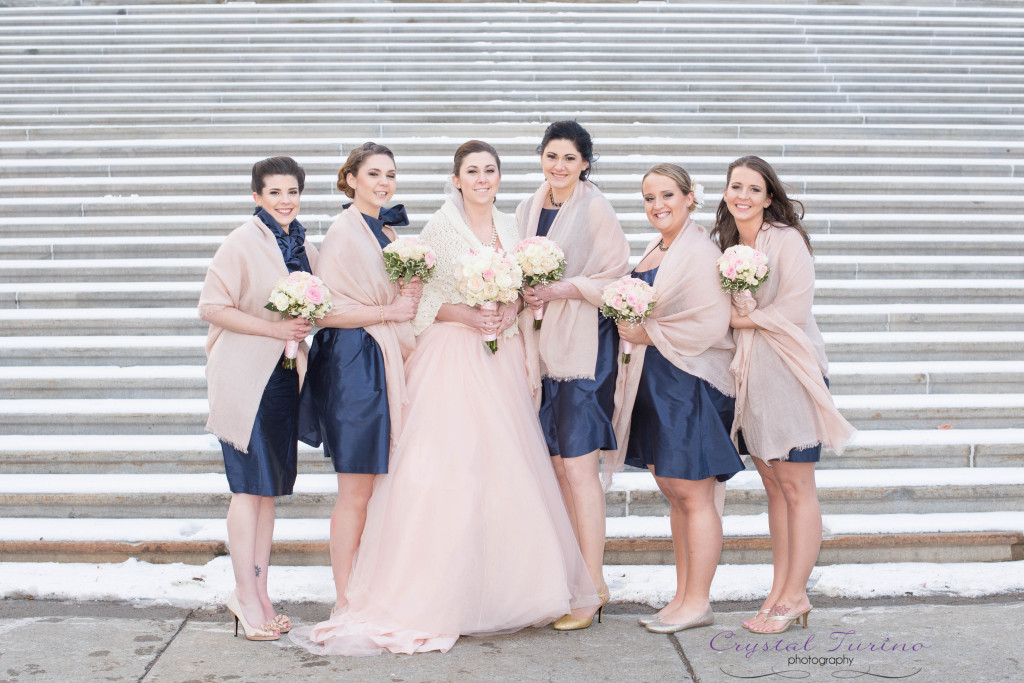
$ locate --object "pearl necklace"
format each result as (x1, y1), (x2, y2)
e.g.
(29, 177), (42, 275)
(481, 216), (497, 247)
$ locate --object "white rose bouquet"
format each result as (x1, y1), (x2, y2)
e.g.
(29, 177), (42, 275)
(511, 236), (567, 330)
(265, 271), (333, 369)
(600, 276), (658, 364)
(382, 236), (436, 285)
(455, 247), (523, 354)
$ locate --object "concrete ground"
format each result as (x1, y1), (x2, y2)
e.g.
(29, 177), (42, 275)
(1, 597), (1021, 682)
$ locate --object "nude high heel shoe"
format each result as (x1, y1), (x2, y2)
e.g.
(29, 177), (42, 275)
(226, 590), (279, 641)
(748, 604), (812, 635)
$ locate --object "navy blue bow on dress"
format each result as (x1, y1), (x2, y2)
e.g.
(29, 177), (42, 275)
(254, 206), (311, 273)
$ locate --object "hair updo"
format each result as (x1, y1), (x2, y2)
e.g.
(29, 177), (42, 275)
(336, 142), (395, 199)
(251, 156), (305, 194)
(452, 140), (501, 176)
(536, 120), (596, 182)
(642, 163), (698, 201)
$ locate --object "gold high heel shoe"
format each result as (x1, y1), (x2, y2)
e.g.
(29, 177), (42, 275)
(226, 590), (279, 641)
(553, 587), (610, 631)
(742, 608), (772, 631)
(748, 604), (812, 635)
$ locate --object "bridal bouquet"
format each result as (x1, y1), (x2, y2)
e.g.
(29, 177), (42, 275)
(455, 247), (523, 354)
(383, 236), (436, 285)
(265, 271), (333, 369)
(511, 236), (567, 330)
(600, 276), (658, 364)
(717, 245), (770, 295)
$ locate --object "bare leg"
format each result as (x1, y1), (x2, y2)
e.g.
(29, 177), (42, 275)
(557, 450), (607, 618)
(651, 465), (686, 618)
(329, 473), (376, 612)
(254, 496), (277, 624)
(713, 479), (727, 517)
(753, 461), (820, 633)
(226, 493), (274, 630)
(744, 458), (788, 630)
(550, 456), (579, 535)
(655, 476), (721, 625)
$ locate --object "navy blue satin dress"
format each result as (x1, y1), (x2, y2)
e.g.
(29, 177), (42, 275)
(220, 208), (311, 496)
(297, 212), (392, 474)
(536, 207), (618, 459)
(623, 267), (745, 482)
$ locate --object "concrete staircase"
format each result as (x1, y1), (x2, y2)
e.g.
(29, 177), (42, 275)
(1, 1), (1022, 570)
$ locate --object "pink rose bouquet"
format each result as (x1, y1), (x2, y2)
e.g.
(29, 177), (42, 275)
(600, 276), (658, 364)
(265, 271), (333, 369)
(455, 246), (523, 354)
(382, 236), (436, 285)
(511, 236), (567, 330)
(717, 245), (770, 295)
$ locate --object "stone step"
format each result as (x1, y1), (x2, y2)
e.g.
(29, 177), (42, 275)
(1, 428), (1019, 475)
(4, 360), (1019, 400)
(3, 154), (1019, 180)
(834, 394), (1024, 430)
(0, 330), (1016, 366)
(4, 213), (1022, 238)
(2, 510), (1021, 565)
(3, 255), (1021, 283)
(5, 121), (1024, 142)
(4, 304), (1018, 338)
(0, 393), (1019, 435)
(0, 469), (1019, 520)
(4, 192), (1024, 219)
(1, 280), (1018, 312)
(6, 172), (1024, 199)
(3, 136), (1021, 161)
(5, 234), (1023, 261)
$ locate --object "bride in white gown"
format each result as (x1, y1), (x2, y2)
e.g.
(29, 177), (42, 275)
(291, 140), (599, 656)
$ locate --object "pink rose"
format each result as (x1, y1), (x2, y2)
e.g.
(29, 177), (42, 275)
(305, 285), (325, 305)
(424, 252), (435, 268)
(755, 264), (768, 279)
(724, 267), (737, 279)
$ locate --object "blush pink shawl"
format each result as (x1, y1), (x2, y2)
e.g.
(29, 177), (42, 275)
(516, 180), (631, 384)
(315, 204), (417, 445)
(604, 219), (735, 486)
(198, 215), (319, 452)
(730, 225), (856, 461)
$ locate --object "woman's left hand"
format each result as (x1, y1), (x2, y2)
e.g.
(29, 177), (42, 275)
(617, 320), (651, 346)
(399, 276), (423, 300)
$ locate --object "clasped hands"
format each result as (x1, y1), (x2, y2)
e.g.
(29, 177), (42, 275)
(470, 300), (519, 336)
(616, 319), (651, 346)
(387, 276), (424, 323)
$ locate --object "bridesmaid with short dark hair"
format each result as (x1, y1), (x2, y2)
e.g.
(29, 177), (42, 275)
(199, 156), (318, 641)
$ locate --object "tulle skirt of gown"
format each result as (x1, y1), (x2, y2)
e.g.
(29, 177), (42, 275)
(292, 322), (600, 657)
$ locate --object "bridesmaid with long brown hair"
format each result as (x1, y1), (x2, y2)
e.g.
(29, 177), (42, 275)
(712, 156), (854, 635)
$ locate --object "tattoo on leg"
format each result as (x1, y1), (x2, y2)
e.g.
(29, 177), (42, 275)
(254, 565), (262, 578)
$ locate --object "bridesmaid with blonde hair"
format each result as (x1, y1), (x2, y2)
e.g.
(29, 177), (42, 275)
(713, 156), (855, 635)
(299, 142), (421, 617)
(610, 163), (743, 634)
(518, 121), (630, 630)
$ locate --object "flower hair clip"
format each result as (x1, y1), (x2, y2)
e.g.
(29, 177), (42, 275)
(691, 183), (705, 211)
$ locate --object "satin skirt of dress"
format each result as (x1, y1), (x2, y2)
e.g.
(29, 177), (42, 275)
(291, 322), (599, 657)
(539, 313), (618, 458)
(220, 359), (299, 496)
(624, 347), (744, 482)
(297, 327), (391, 474)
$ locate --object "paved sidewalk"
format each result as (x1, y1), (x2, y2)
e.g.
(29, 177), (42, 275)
(1, 597), (1021, 682)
